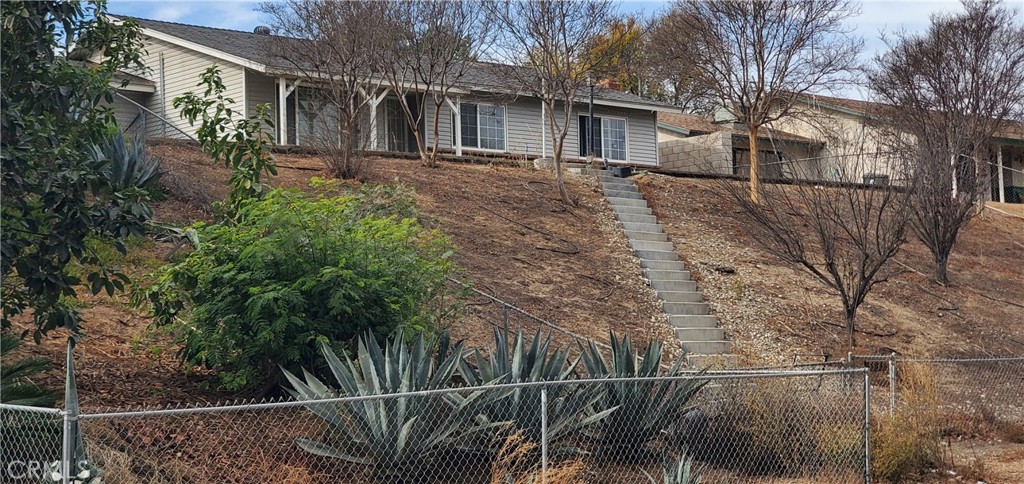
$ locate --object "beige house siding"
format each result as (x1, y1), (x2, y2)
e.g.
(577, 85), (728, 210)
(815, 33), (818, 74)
(422, 98), (659, 165)
(121, 37), (246, 140)
(245, 70), (278, 142)
(771, 105), (904, 184)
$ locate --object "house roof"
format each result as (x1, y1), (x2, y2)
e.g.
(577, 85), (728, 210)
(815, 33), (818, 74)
(657, 112), (819, 145)
(113, 15), (679, 112)
(795, 93), (1024, 142)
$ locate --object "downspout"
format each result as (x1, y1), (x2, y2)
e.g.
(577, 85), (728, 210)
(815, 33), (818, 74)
(159, 52), (166, 137)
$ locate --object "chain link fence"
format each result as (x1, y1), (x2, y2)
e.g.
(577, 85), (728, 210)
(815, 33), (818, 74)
(1, 370), (869, 484)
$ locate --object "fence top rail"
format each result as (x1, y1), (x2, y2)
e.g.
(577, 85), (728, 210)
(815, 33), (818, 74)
(0, 402), (63, 415)
(850, 355), (1024, 363)
(78, 368), (867, 420)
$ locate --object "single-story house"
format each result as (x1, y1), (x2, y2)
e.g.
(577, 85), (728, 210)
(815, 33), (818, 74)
(100, 16), (680, 167)
(657, 112), (825, 180)
(773, 93), (1024, 202)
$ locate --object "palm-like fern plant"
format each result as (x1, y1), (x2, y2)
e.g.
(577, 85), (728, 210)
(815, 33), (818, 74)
(581, 334), (706, 458)
(459, 329), (615, 451)
(283, 331), (503, 482)
(1, 333), (56, 407)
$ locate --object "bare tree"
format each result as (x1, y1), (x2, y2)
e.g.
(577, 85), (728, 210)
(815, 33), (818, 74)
(485, 0), (615, 205)
(644, 8), (717, 113)
(260, 0), (382, 179)
(868, 0), (1024, 285)
(680, 0), (862, 202)
(373, 1), (489, 167)
(721, 150), (913, 348)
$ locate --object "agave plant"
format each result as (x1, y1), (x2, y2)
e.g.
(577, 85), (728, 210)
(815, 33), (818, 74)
(1, 333), (56, 407)
(459, 329), (616, 451)
(581, 334), (706, 458)
(643, 453), (703, 484)
(92, 128), (162, 195)
(283, 331), (503, 482)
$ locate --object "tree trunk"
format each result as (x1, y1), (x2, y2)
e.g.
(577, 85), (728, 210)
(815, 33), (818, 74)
(748, 126), (761, 204)
(934, 252), (950, 286)
(844, 306), (857, 348)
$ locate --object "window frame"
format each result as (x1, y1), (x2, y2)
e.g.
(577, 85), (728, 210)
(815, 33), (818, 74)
(451, 102), (508, 153)
(579, 113), (629, 163)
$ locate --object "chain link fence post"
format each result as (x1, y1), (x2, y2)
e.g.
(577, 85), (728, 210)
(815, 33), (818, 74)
(888, 353), (897, 415)
(863, 369), (872, 484)
(540, 383), (548, 484)
(61, 408), (72, 484)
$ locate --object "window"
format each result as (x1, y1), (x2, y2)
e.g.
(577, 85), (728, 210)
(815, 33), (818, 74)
(453, 102), (505, 151)
(579, 115), (627, 161)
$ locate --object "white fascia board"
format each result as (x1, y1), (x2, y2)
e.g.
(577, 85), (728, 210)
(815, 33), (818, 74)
(140, 28), (269, 72)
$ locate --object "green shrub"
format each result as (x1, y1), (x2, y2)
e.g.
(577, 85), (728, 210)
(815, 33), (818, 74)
(141, 186), (462, 391)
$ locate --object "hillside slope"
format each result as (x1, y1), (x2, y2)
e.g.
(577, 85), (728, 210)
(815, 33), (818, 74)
(636, 173), (1024, 362)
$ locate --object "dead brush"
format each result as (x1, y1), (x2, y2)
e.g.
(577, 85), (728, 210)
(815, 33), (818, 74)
(872, 363), (942, 483)
(489, 431), (586, 484)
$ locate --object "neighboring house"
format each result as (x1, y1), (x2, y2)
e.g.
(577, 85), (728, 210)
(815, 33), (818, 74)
(774, 93), (1024, 203)
(100, 16), (679, 167)
(657, 112), (824, 180)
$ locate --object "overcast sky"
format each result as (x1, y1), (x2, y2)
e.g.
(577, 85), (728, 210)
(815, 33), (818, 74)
(106, 0), (1012, 99)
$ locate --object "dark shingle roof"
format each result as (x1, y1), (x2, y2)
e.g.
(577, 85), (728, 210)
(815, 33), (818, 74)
(117, 15), (677, 111)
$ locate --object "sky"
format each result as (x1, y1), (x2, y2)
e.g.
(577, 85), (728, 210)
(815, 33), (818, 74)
(107, 0), (976, 41)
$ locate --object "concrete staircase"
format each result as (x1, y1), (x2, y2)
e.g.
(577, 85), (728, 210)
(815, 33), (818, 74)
(597, 170), (731, 355)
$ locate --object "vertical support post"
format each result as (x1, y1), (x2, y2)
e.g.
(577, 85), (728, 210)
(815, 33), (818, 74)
(278, 77), (289, 145)
(540, 101), (546, 158)
(888, 353), (897, 415)
(61, 410), (73, 484)
(587, 82), (594, 161)
(997, 146), (1006, 203)
(863, 369), (872, 484)
(540, 385), (549, 483)
(445, 96), (463, 156)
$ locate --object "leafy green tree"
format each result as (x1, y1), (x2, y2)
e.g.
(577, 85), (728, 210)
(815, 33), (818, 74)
(173, 65), (276, 216)
(1, 1), (151, 340)
(142, 186), (462, 392)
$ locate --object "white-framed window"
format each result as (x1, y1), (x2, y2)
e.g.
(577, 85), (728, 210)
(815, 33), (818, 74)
(579, 115), (628, 162)
(453, 102), (506, 151)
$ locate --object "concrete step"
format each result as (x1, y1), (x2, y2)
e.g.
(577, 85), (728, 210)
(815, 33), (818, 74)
(604, 189), (643, 200)
(669, 315), (719, 328)
(617, 213), (658, 225)
(640, 260), (686, 271)
(635, 250), (678, 262)
(629, 240), (675, 252)
(601, 179), (636, 190)
(674, 327), (725, 341)
(619, 221), (662, 233)
(645, 269), (689, 281)
(612, 205), (653, 216)
(624, 230), (668, 242)
(680, 340), (732, 355)
(657, 291), (704, 303)
(650, 279), (698, 292)
(663, 301), (709, 315)
(606, 197), (648, 208)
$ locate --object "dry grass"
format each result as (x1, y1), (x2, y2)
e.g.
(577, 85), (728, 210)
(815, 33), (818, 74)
(490, 431), (586, 484)
(872, 365), (942, 483)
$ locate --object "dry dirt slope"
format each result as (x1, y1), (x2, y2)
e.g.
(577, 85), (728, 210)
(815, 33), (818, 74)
(636, 173), (1024, 363)
(10, 144), (1022, 408)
